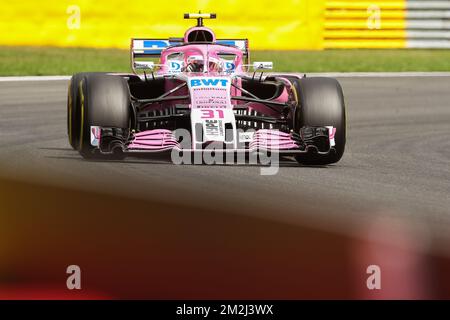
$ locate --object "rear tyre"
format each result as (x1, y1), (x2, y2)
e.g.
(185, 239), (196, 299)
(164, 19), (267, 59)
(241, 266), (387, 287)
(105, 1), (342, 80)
(291, 77), (346, 165)
(68, 73), (131, 159)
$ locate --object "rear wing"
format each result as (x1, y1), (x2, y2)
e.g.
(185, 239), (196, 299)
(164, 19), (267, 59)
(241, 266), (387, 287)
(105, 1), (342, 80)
(131, 38), (249, 71)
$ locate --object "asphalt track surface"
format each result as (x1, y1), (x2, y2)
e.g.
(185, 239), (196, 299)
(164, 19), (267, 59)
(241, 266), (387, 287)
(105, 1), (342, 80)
(1, 76), (450, 241)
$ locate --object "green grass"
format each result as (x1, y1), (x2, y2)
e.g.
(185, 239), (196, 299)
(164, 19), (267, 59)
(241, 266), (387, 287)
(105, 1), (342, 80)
(1, 46), (450, 75)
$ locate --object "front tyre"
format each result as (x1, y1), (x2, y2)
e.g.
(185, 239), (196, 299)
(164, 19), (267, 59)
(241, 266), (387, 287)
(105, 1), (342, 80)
(67, 73), (90, 150)
(69, 73), (131, 159)
(291, 77), (346, 165)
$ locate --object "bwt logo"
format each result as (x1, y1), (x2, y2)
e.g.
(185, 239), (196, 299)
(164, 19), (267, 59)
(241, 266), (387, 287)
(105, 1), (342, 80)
(190, 78), (229, 87)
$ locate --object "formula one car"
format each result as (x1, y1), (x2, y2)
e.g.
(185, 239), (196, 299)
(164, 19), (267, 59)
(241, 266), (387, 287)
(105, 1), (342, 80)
(67, 13), (346, 165)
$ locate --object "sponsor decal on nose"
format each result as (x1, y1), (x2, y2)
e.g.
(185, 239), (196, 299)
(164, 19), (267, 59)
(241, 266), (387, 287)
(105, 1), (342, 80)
(190, 78), (229, 87)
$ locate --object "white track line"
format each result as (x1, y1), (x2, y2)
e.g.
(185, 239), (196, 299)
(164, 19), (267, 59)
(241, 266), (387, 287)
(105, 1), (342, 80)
(1, 72), (450, 82)
(0, 76), (71, 82)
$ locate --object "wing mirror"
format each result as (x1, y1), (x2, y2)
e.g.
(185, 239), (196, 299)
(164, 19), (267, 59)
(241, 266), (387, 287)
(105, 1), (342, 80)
(134, 61), (155, 70)
(253, 62), (273, 70)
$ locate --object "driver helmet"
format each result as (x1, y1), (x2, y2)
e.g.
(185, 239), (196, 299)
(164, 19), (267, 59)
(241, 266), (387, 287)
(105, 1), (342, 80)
(208, 57), (222, 72)
(186, 55), (205, 72)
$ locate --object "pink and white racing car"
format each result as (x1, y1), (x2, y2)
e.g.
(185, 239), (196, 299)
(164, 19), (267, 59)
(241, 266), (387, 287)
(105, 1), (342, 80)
(67, 13), (346, 165)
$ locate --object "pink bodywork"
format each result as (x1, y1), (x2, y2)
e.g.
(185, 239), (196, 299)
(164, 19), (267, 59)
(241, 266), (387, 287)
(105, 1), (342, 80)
(128, 129), (180, 151)
(159, 44), (245, 74)
(128, 129), (299, 152)
(127, 27), (301, 153)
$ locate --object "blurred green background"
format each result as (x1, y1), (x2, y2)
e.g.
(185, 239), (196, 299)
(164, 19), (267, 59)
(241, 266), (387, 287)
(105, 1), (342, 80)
(2, 47), (450, 75)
